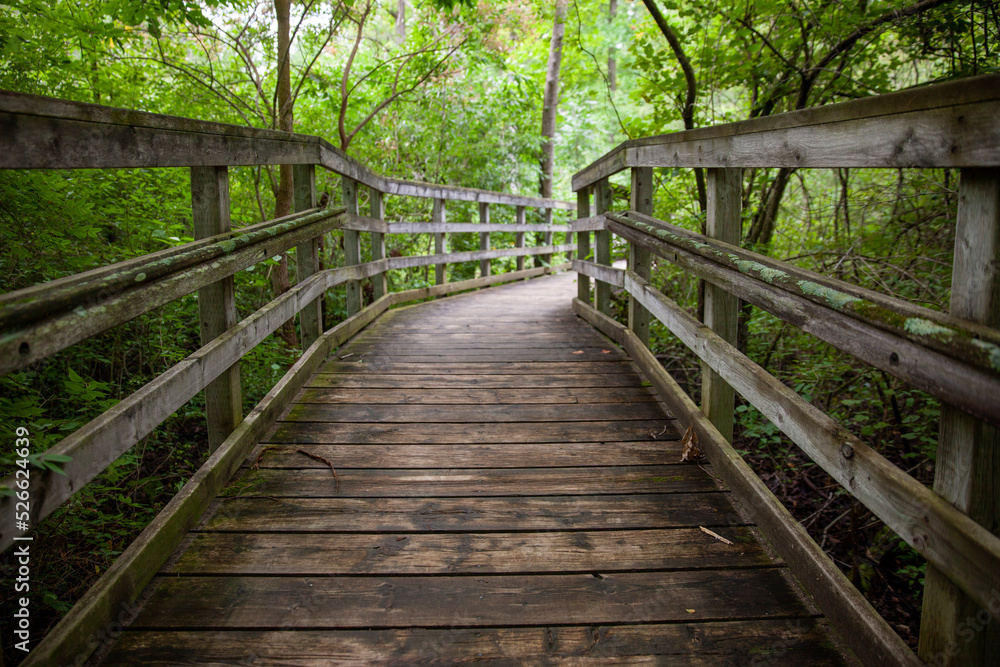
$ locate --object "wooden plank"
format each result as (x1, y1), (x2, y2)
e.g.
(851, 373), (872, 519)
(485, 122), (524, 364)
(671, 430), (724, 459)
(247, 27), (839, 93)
(920, 167), (1000, 666)
(103, 620), (845, 666)
(167, 528), (770, 575)
(0, 266), (380, 549)
(628, 167), (653, 347)
(369, 188), (387, 301)
(541, 207), (554, 266)
(608, 214), (1000, 428)
(572, 296), (922, 667)
(574, 258), (625, 288)
(250, 441), (677, 469)
(295, 386), (655, 404)
(595, 177), (613, 314)
(390, 221), (568, 233)
(317, 360), (638, 374)
(204, 493), (741, 532)
(577, 189), (592, 302)
(479, 202), (491, 277)
(570, 213), (604, 232)
(130, 569), (812, 629)
(308, 372), (649, 389)
(701, 168), (741, 442)
(571, 73), (1000, 190)
(515, 205), (526, 271)
(191, 165), (242, 452)
(270, 420), (679, 444)
(340, 338), (612, 351)
(620, 270), (1000, 617)
(294, 164), (323, 349)
(283, 402), (665, 423)
(342, 212), (389, 233)
(18, 296), (394, 667)
(342, 178), (362, 316)
(320, 351), (628, 363)
(384, 175), (576, 210)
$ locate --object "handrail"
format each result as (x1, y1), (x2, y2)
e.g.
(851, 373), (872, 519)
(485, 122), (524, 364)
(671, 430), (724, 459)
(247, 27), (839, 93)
(569, 74), (1000, 666)
(572, 73), (1000, 190)
(0, 90), (575, 210)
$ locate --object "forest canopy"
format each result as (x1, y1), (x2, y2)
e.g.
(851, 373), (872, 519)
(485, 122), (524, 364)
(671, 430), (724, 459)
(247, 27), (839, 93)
(0, 0), (998, 661)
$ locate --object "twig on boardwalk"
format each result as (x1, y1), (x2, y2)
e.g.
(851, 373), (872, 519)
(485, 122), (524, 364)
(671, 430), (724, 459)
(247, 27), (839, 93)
(296, 449), (340, 491)
(700, 526), (734, 545)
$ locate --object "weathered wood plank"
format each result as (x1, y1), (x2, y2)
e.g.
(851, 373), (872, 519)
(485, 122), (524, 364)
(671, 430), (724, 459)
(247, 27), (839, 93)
(269, 420), (679, 445)
(577, 190), (592, 302)
(131, 569), (811, 629)
(103, 620), (844, 666)
(385, 243), (574, 271)
(283, 401), (665, 423)
(629, 167), (653, 347)
(368, 188), (387, 301)
(515, 205), (527, 271)
(294, 164), (323, 349)
(204, 493), (739, 532)
(322, 350), (627, 363)
(167, 528), (769, 574)
(573, 258), (625, 288)
(595, 177), (613, 314)
(433, 197), (447, 286)
(479, 201), (491, 277)
(249, 441), (676, 469)
(342, 178), (362, 316)
(389, 221), (568, 233)
(19, 297), (394, 667)
(621, 270), (1000, 617)
(388, 264), (568, 304)
(317, 360), (637, 374)
(293, 387), (656, 404)
(308, 372), (649, 389)
(572, 73), (1000, 190)
(572, 296), (921, 667)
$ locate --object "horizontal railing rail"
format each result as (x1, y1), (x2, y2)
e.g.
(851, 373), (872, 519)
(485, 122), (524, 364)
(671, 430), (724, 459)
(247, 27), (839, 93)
(569, 74), (1000, 667)
(0, 90), (577, 664)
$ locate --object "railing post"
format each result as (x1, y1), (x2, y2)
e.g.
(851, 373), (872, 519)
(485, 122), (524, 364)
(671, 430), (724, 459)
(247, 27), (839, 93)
(341, 177), (362, 316)
(542, 207), (553, 267)
(576, 189), (591, 303)
(433, 197), (447, 286)
(919, 167), (1000, 667)
(370, 187), (387, 301)
(702, 167), (741, 442)
(629, 167), (653, 346)
(190, 165), (241, 452)
(516, 206), (526, 271)
(595, 177), (613, 315)
(479, 202), (491, 277)
(294, 164), (322, 350)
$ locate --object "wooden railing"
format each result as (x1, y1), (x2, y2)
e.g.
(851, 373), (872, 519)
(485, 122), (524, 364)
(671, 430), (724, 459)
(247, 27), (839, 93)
(570, 73), (1000, 667)
(0, 90), (574, 664)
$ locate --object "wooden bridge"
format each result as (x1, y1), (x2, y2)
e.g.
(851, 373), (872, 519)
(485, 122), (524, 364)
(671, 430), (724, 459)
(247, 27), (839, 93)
(1, 74), (999, 666)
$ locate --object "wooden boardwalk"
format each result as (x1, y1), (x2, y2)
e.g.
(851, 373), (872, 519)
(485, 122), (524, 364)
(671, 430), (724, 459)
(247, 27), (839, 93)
(103, 273), (846, 665)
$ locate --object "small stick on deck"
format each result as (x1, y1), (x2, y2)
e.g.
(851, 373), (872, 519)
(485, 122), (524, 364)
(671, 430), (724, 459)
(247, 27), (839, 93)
(296, 449), (340, 491)
(700, 526), (734, 545)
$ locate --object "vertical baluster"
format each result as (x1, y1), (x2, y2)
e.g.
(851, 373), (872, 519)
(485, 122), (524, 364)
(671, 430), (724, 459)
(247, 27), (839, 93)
(433, 198), (447, 286)
(702, 167), (742, 442)
(629, 167), (653, 347)
(595, 177), (612, 315)
(342, 177), (361, 316)
(191, 165), (241, 452)
(370, 187), (387, 301)
(576, 189), (591, 303)
(516, 205), (526, 271)
(542, 207), (553, 267)
(294, 164), (322, 349)
(919, 167), (1000, 667)
(479, 202), (491, 277)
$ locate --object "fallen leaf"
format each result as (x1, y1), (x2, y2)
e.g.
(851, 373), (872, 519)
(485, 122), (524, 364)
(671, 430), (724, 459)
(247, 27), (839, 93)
(572, 350), (584, 355)
(679, 426), (704, 462)
(396, 536), (407, 541)
(686, 609), (696, 614)
(601, 349), (611, 354)
(700, 526), (734, 545)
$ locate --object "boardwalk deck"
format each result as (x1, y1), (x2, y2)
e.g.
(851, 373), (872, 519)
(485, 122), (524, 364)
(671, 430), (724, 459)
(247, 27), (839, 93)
(102, 273), (847, 665)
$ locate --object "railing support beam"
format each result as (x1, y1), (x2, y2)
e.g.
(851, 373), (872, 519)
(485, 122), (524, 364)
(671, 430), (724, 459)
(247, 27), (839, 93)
(294, 163), (322, 349)
(576, 190), (591, 303)
(191, 165), (241, 452)
(702, 167), (741, 442)
(629, 167), (653, 346)
(595, 177), (613, 315)
(342, 177), (362, 316)
(542, 207), (553, 267)
(479, 202), (491, 278)
(370, 187), (387, 301)
(920, 167), (1000, 667)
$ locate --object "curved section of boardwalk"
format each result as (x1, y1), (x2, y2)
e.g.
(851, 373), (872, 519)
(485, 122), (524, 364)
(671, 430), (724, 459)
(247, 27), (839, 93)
(104, 273), (845, 664)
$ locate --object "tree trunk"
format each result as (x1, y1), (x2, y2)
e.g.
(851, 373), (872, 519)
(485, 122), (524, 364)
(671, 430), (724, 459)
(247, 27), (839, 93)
(608, 0), (617, 92)
(395, 0), (406, 43)
(272, 0), (298, 347)
(539, 0), (567, 200)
